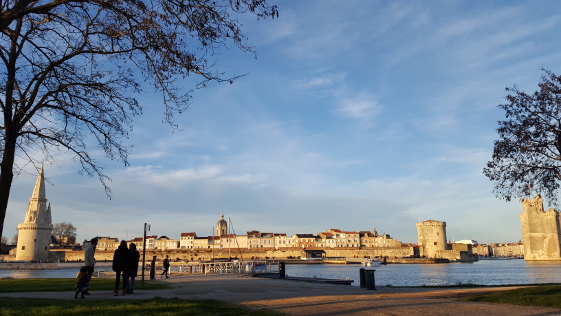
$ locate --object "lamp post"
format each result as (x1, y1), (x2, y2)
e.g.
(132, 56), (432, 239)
(141, 223), (150, 287)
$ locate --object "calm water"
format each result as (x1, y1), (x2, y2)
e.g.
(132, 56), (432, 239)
(286, 259), (561, 287)
(2, 260), (561, 287)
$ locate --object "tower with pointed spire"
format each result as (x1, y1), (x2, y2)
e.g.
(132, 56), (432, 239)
(16, 166), (53, 261)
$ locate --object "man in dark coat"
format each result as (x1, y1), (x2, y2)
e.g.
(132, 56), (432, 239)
(112, 240), (129, 296)
(125, 243), (140, 294)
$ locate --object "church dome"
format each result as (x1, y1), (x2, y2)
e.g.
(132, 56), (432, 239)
(217, 214), (227, 226)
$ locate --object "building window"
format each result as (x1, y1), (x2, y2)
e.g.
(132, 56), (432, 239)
(21, 246), (25, 250)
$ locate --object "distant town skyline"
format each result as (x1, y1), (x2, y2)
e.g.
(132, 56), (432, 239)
(3, 1), (560, 245)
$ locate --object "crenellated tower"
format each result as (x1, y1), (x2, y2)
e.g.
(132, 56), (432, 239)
(16, 166), (53, 261)
(416, 220), (447, 258)
(519, 195), (561, 260)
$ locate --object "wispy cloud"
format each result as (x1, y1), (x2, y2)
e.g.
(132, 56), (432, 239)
(335, 94), (382, 122)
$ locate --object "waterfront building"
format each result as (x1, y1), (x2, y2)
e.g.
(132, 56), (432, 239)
(365, 233), (401, 248)
(247, 231), (275, 248)
(154, 236), (179, 250)
(491, 242), (524, 258)
(144, 235), (157, 250)
(193, 236), (210, 249)
(471, 244), (491, 257)
(317, 232), (336, 248)
(15, 166), (53, 262)
(96, 237), (119, 250)
(294, 234), (316, 248)
(179, 232), (196, 249)
(326, 229), (361, 248)
(519, 195), (561, 260)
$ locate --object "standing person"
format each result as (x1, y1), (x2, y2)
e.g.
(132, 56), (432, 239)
(112, 240), (129, 296)
(161, 255), (170, 278)
(74, 266), (90, 299)
(83, 238), (97, 295)
(125, 243), (140, 294)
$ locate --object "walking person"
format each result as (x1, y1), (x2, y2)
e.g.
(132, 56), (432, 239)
(161, 255), (170, 278)
(125, 243), (140, 294)
(112, 240), (129, 296)
(83, 238), (97, 295)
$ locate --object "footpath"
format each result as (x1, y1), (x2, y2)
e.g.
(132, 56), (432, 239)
(2, 274), (561, 316)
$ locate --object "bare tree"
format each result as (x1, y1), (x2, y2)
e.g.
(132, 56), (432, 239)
(52, 222), (77, 245)
(11, 233), (17, 245)
(0, 1), (278, 238)
(484, 69), (561, 206)
(0, 235), (7, 245)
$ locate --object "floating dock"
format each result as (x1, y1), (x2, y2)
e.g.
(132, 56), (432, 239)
(256, 273), (354, 285)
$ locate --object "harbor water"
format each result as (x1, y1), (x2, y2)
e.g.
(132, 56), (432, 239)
(2, 259), (561, 287)
(286, 259), (561, 287)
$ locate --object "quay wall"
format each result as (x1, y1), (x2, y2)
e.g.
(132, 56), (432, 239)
(31, 246), (415, 263)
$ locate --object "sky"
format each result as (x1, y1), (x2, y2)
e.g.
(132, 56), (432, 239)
(4, 0), (561, 245)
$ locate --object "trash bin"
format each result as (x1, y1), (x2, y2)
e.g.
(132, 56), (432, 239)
(363, 269), (376, 290)
(279, 261), (286, 278)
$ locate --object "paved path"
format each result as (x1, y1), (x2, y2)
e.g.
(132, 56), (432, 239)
(2, 274), (561, 315)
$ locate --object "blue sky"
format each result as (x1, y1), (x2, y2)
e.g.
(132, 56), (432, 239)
(4, 1), (561, 245)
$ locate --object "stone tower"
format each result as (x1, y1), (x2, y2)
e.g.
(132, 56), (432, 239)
(216, 214), (227, 236)
(519, 195), (561, 261)
(416, 220), (447, 258)
(16, 166), (53, 261)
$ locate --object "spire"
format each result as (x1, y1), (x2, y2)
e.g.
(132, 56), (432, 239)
(24, 165), (48, 224)
(31, 164), (47, 201)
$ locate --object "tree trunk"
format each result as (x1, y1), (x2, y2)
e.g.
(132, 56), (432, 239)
(0, 129), (17, 239)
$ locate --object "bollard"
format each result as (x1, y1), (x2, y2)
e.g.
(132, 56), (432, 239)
(279, 261), (286, 278)
(359, 268), (366, 288)
(364, 269), (376, 290)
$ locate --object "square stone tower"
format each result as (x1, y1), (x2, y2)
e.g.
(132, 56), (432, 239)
(519, 195), (561, 261)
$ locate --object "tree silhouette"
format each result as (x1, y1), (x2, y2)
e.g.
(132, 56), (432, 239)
(0, 0), (278, 238)
(484, 69), (561, 206)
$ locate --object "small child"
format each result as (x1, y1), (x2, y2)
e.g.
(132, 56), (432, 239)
(75, 266), (90, 299)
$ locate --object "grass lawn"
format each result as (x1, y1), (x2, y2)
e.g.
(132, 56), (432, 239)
(0, 278), (284, 315)
(462, 285), (561, 309)
(0, 278), (169, 292)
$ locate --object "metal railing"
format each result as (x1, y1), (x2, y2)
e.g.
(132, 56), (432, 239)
(169, 260), (280, 275)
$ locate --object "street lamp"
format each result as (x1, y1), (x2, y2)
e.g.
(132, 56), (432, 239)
(141, 223), (150, 287)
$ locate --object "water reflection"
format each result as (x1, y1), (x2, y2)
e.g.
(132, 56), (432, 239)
(0, 269), (77, 279)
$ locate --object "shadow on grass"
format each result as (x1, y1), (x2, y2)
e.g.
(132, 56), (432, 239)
(0, 297), (284, 316)
(0, 278), (170, 293)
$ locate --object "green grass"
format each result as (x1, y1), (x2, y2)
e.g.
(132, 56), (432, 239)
(462, 285), (561, 309)
(0, 297), (282, 315)
(0, 279), (283, 315)
(0, 278), (170, 292)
